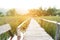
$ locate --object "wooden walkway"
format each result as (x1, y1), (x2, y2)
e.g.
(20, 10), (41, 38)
(23, 18), (53, 40)
(8, 18), (54, 40)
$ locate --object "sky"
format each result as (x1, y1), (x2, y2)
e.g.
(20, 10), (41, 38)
(0, 0), (60, 14)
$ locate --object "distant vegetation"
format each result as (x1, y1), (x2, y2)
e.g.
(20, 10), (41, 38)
(26, 7), (60, 16)
(0, 7), (60, 17)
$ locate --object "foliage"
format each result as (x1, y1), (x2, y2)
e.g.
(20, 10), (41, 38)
(0, 12), (4, 17)
(6, 9), (19, 16)
(27, 7), (60, 16)
(46, 7), (57, 16)
(0, 8), (60, 17)
(0, 16), (30, 40)
(35, 16), (60, 39)
(0, 32), (10, 40)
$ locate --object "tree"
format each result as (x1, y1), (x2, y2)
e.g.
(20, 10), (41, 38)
(38, 8), (48, 16)
(47, 7), (57, 16)
(28, 8), (44, 17)
(0, 12), (4, 17)
(55, 9), (60, 16)
(6, 8), (19, 16)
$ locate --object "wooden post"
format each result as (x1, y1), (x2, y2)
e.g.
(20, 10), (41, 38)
(55, 23), (60, 40)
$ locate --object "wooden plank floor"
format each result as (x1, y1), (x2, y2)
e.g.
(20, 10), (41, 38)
(8, 18), (54, 40)
(23, 18), (53, 40)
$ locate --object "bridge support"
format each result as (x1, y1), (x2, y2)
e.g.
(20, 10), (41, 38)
(55, 23), (60, 40)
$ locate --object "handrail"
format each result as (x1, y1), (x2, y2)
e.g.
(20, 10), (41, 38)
(0, 24), (11, 35)
(17, 18), (30, 29)
(39, 18), (59, 24)
(16, 18), (30, 40)
(39, 18), (60, 40)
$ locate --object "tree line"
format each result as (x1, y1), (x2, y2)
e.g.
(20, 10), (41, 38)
(26, 7), (60, 16)
(0, 7), (60, 17)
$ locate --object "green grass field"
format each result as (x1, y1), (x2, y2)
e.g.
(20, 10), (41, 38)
(0, 16), (30, 40)
(35, 16), (60, 39)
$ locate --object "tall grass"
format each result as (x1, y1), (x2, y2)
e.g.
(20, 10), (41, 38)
(0, 16), (30, 40)
(35, 16), (60, 39)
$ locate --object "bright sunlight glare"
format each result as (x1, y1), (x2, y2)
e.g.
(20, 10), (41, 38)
(0, 0), (60, 14)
